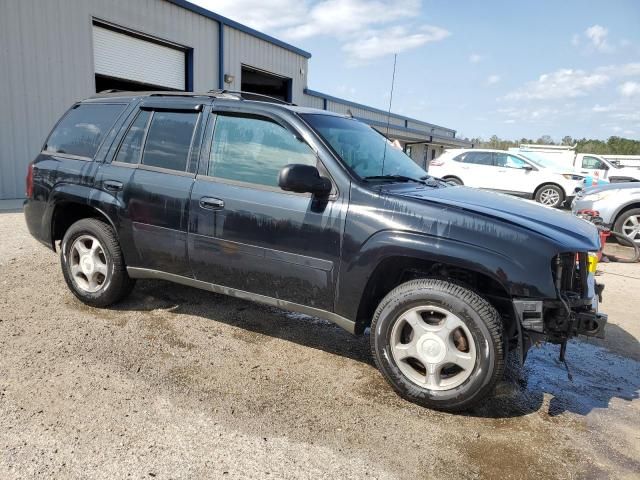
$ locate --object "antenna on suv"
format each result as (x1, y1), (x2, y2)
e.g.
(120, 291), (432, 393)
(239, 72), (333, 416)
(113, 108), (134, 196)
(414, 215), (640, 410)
(381, 53), (398, 175)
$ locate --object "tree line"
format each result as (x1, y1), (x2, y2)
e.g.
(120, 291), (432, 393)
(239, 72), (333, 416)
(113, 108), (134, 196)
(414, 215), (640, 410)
(465, 135), (640, 155)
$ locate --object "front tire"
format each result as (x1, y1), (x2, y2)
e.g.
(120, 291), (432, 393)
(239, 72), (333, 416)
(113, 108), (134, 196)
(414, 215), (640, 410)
(370, 279), (504, 412)
(60, 218), (135, 307)
(443, 176), (463, 186)
(614, 208), (640, 245)
(534, 184), (564, 208)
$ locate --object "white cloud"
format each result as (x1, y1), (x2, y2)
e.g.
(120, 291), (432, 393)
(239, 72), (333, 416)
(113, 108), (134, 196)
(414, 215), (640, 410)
(503, 68), (609, 101)
(585, 24), (610, 51)
(343, 25), (449, 61)
(619, 81), (640, 97)
(283, 0), (420, 39)
(192, 0), (448, 63)
(469, 53), (483, 64)
(486, 74), (501, 85)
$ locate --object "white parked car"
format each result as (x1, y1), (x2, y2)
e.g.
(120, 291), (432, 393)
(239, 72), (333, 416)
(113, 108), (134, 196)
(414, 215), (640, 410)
(428, 149), (584, 208)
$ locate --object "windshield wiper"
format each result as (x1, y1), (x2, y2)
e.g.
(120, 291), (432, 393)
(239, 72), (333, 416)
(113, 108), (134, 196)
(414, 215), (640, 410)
(363, 175), (425, 184)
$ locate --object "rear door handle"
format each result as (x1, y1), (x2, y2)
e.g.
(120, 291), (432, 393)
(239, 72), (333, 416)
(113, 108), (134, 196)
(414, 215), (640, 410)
(199, 196), (225, 210)
(103, 180), (123, 192)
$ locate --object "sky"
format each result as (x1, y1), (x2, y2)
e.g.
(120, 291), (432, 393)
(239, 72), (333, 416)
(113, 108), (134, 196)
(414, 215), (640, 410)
(192, 0), (640, 141)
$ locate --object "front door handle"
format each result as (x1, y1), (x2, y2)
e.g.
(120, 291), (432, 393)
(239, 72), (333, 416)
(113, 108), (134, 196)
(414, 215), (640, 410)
(103, 180), (123, 192)
(199, 196), (225, 210)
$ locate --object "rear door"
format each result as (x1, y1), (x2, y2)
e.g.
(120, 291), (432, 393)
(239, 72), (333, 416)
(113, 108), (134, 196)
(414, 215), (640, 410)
(95, 99), (205, 276)
(187, 106), (346, 311)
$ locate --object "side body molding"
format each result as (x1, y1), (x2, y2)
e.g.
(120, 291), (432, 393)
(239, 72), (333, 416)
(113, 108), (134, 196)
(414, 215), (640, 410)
(127, 267), (356, 334)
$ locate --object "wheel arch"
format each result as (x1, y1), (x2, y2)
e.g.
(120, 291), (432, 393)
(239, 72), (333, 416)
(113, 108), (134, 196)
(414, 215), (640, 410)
(48, 184), (122, 251)
(612, 201), (640, 228)
(336, 231), (553, 340)
(352, 256), (515, 335)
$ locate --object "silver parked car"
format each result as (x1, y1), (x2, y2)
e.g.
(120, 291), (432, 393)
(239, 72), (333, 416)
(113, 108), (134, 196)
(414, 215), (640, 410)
(572, 182), (640, 244)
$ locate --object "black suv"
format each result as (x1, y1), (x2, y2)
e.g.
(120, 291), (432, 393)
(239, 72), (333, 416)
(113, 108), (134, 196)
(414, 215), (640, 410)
(24, 91), (607, 411)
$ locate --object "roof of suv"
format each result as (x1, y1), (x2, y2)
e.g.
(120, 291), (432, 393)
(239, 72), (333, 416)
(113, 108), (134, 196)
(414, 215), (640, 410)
(86, 90), (347, 117)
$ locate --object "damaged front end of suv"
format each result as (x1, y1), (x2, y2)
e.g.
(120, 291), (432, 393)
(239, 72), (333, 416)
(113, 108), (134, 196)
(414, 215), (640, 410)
(514, 251), (607, 361)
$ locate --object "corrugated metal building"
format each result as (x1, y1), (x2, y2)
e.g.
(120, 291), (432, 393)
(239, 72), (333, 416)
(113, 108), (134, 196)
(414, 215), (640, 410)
(0, 0), (470, 200)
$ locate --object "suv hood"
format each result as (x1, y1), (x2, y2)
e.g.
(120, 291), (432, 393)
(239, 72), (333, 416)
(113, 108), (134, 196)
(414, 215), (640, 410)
(386, 183), (600, 251)
(609, 166), (640, 179)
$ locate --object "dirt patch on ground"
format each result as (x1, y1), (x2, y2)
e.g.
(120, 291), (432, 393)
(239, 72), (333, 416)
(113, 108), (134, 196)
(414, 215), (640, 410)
(1, 212), (639, 479)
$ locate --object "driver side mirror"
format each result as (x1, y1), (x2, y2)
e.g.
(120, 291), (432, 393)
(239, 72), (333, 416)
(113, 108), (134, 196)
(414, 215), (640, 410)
(522, 165), (534, 171)
(278, 164), (332, 196)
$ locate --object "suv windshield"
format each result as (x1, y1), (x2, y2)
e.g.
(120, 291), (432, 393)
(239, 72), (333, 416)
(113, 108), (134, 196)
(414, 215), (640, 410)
(301, 113), (428, 181)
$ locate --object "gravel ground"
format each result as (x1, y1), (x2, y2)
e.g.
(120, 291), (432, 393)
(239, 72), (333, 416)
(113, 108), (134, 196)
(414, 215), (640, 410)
(1, 211), (639, 479)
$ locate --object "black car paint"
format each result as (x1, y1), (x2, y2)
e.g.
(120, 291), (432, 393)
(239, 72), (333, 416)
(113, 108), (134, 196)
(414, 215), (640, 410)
(24, 93), (601, 342)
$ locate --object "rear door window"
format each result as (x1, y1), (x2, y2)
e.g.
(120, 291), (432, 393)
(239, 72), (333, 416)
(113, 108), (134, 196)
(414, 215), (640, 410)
(114, 110), (151, 164)
(45, 103), (125, 159)
(141, 111), (199, 172)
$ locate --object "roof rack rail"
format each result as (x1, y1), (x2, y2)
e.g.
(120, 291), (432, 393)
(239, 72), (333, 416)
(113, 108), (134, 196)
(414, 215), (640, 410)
(98, 89), (124, 94)
(207, 89), (295, 105)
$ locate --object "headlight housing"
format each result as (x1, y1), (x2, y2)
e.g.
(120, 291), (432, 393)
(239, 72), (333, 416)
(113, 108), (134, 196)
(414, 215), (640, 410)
(585, 191), (613, 202)
(562, 174), (585, 180)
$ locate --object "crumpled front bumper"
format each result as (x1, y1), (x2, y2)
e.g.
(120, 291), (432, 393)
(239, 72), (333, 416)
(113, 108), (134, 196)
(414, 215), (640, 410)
(513, 272), (607, 341)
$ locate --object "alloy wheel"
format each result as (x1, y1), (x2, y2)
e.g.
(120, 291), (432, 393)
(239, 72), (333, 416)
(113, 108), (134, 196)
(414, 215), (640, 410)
(539, 188), (560, 206)
(390, 305), (476, 390)
(622, 214), (640, 244)
(69, 235), (109, 293)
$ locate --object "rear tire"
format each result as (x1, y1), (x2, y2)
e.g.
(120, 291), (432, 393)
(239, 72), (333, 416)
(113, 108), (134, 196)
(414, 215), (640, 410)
(370, 279), (504, 412)
(60, 218), (135, 307)
(534, 184), (564, 208)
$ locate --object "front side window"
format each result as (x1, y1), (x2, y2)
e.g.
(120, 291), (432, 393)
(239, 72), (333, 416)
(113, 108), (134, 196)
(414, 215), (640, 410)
(142, 111), (198, 172)
(114, 110), (151, 164)
(45, 103), (125, 158)
(582, 156), (606, 170)
(495, 153), (528, 169)
(208, 114), (317, 187)
(301, 114), (427, 180)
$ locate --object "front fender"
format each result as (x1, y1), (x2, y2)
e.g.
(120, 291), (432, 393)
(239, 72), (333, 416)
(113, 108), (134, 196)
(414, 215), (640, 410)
(334, 230), (557, 321)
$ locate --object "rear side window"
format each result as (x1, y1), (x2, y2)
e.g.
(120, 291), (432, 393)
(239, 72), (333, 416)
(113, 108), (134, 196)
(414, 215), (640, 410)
(141, 111), (198, 172)
(45, 103), (125, 158)
(459, 152), (493, 166)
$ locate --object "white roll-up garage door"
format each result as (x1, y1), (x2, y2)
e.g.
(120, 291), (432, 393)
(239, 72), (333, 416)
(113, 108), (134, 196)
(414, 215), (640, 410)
(93, 25), (185, 90)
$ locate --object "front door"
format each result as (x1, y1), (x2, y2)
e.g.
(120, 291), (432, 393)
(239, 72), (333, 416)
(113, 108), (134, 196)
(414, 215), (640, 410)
(493, 152), (537, 195)
(580, 155), (609, 181)
(188, 110), (345, 311)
